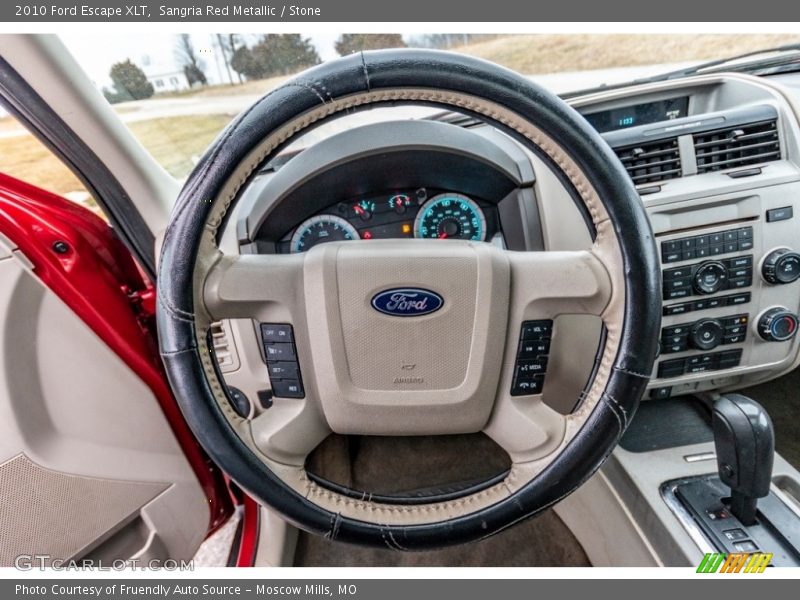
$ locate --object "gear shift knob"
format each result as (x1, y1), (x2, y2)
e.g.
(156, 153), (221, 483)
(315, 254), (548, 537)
(712, 394), (775, 525)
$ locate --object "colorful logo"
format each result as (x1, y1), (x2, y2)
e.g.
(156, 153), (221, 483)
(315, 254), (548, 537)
(696, 552), (773, 573)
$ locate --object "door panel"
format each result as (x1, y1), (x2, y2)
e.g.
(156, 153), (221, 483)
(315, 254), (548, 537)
(0, 173), (231, 566)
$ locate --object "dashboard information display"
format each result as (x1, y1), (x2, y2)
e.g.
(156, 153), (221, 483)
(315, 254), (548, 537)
(583, 96), (690, 133)
(279, 188), (498, 253)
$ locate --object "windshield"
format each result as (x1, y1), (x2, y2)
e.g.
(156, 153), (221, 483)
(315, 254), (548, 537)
(18, 32), (794, 191)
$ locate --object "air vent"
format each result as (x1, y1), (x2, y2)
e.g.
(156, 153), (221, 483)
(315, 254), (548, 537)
(694, 120), (780, 174)
(209, 320), (240, 373)
(613, 137), (682, 185)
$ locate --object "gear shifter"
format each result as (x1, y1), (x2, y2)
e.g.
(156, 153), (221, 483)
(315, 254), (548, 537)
(712, 393), (775, 525)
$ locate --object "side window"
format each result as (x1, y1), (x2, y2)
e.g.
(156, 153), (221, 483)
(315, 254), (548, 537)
(0, 112), (104, 218)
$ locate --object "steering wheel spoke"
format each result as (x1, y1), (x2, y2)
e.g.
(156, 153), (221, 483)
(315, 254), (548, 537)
(507, 249), (613, 318)
(203, 253), (305, 321)
(249, 396), (330, 467)
(484, 397), (566, 463)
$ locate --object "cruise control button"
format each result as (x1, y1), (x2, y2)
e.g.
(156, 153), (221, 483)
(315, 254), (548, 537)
(264, 343), (296, 361)
(272, 379), (304, 398)
(261, 323), (293, 343)
(267, 362), (299, 380)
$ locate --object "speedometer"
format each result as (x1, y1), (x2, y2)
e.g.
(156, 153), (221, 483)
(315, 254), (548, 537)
(414, 194), (486, 241)
(290, 215), (359, 253)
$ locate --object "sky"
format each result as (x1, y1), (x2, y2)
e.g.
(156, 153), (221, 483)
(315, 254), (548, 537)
(59, 32), (353, 89)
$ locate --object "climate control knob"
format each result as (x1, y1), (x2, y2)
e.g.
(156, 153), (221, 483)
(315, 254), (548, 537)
(758, 308), (799, 342)
(693, 261), (728, 295)
(690, 318), (725, 351)
(762, 248), (800, 284)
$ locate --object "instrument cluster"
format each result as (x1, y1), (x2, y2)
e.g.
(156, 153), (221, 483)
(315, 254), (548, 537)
(277, 187), (500, 254)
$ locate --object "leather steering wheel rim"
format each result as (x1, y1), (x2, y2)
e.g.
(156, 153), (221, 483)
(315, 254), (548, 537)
(157, 49), (661, 550)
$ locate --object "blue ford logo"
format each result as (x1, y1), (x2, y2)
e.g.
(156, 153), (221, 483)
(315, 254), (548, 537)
(371, 288), (443, 317)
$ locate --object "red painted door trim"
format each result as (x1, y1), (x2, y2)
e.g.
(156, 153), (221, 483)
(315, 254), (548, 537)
(0, 172), (234, 537)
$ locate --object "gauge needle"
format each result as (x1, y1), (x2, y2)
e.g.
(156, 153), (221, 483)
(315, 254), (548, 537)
(438, 232), (448, 239)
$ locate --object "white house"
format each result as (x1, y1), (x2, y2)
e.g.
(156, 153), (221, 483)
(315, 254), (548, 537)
(139, 53), (191, 92)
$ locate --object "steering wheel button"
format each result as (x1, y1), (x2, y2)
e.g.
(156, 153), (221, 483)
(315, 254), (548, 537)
(272, 379), (304, 399)
(511, 375), (544, 396)
(264, 343), (296, 361)
(267, 362), (299, 380)
(515, 359), (547, 377)
(261, 323), (294, 343)
(520, 320), (553, 340)
(518, 340), (550, 358)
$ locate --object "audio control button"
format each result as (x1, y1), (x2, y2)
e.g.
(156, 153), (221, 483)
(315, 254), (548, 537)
(693, 261), (728, 295)
(690, 318), (725, 351)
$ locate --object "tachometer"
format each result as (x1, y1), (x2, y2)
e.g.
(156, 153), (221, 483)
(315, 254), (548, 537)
(414, 194), (486, 241)
(290, 215), (359, 253)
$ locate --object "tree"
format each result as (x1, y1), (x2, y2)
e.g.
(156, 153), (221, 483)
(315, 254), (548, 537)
(335, 34), (406, 56)
(108, 59), (153, 101)
(175, 34), (207, 86)
(231, 35), (320, 80)
(230, 46), (263, 80)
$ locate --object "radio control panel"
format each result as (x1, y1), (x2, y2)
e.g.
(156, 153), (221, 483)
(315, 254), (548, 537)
(653, 204), (800, 394)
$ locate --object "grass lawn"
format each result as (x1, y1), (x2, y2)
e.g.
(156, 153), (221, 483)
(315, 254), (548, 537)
(126, 114), (235, 179)
(0, 114), (235, 199)
(453, 34), (800, 74)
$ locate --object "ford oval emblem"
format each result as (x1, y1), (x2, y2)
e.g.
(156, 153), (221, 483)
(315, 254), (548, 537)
(371, 288), (444, 317)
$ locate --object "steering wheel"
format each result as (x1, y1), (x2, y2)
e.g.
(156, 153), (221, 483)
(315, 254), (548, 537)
(157, 49), (661, 550)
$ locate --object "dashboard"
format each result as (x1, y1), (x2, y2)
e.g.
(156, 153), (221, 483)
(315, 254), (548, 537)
(276, 189), (500, 254)
(217, 70), (800, 409)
